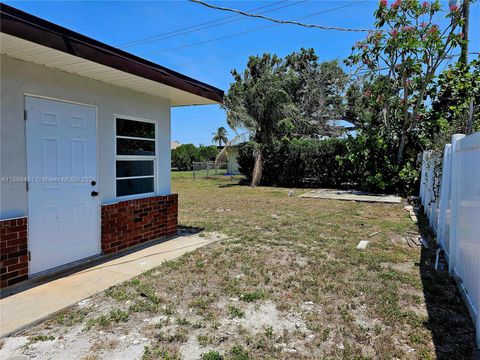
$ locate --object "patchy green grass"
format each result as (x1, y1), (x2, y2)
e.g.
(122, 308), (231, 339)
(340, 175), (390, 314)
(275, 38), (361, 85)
(55, 308), (90, 326)
(28, 335), (55, 343)
(18, 172), (477, 359)
(200, 350), (223, 360)
(227, 305), (244, 319)
(240, 291), (265, 303)
(142, 345), (181, 360)
(85, 308), (129, 330)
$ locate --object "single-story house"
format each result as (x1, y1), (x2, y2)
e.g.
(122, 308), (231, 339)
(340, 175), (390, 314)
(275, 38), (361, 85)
(171, 140), (181, 150)
(0, 4), (223, 289)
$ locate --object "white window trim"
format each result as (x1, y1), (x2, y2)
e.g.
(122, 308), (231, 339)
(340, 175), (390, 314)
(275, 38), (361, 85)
(115, 115), (158, 200)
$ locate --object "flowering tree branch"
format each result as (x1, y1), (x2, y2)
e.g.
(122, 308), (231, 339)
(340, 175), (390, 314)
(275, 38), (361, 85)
(345, 0), (464, 162)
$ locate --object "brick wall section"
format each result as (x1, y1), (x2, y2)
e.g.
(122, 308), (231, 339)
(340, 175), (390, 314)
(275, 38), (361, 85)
(101, 194), (178, 255)
(1, 217), (28, 288)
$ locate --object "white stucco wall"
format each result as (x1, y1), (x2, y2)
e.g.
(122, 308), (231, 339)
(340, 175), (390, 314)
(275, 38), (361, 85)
(0, 55), (171, 219)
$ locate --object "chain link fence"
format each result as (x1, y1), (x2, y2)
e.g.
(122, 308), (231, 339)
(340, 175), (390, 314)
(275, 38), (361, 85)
(193, 161), (242, 179)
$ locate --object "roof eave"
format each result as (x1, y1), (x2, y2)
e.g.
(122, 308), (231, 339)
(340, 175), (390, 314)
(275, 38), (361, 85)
(0, 3), (224, 104)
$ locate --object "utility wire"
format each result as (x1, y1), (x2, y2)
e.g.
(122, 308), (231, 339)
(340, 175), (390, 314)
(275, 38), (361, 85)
(170, 51), (480, 71)
(190, 0), (376, 32)
(175, 55), (234, 67)
(143, 1), (368, 56)
(119, 0), (298, 48)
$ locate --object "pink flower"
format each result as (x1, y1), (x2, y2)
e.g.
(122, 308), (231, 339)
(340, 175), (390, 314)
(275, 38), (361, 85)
(380, 0), (388, 7)
(428, 25), (439, 34)
(391, 29), (399, 37)
(422, 1), (429, 8)
(449, 4), (459, 12)
(459, 32), (464, 38)
(420, 22), (427, 28)
(391, 0), (401, 8)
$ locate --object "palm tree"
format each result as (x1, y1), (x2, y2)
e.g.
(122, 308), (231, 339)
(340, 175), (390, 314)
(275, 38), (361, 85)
(212, 127), (228, 146)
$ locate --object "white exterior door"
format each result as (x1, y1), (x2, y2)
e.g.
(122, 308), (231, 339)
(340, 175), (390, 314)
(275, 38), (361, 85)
(26, 96), (99, 275)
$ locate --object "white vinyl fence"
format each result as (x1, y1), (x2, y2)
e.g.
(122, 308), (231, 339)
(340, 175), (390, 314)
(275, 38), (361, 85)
(419, 132), (480, 348)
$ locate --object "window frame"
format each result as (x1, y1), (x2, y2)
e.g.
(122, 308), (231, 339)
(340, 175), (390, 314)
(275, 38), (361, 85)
(115, 115), (157, 200)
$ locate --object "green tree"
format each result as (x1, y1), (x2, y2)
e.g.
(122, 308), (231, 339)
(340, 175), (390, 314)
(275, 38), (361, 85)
(425, 58), (480, 148)
(212, 127), (228, 146)
(223, 48), (348, 185)
(171, 144), (199, 171)
(198, 145), (219, 161)
(345, 0), (464, 163)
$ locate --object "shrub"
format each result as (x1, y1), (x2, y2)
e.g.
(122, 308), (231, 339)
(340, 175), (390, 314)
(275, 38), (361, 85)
(198, 145), (219, 162)
(172, 144), (199, 171)
(237, 138), (349, 188)
(338, 133), (420, 194)
(171, 144), (219, 171)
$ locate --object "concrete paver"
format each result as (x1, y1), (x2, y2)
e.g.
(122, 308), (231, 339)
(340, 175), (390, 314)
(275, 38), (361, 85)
(356, 240), (369, 250)
(300, 188), (402, 203)
(0, 232), (220, 337)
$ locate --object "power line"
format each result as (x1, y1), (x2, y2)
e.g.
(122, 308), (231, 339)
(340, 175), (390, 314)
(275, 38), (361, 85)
(143, 1), (368, 57)
(190, 0), (376, 32)
(175, 55), (233, 67)
(119, 1), (286, 47)
(173, 50), (478, 75)
(119, 0), (300, 48)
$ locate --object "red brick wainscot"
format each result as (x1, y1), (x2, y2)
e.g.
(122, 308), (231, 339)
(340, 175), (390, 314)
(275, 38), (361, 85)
(101, 194), (178, 255)
(1, 217), (28, 288)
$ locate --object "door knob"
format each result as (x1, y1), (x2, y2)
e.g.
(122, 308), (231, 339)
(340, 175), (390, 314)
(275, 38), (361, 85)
(91, 191), (99, 197)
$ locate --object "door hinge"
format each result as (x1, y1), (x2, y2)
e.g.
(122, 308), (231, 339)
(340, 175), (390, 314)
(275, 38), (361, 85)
(24, 109), (27, 120)
(28, 251), (31, 261)
(26, 181), (29, 192)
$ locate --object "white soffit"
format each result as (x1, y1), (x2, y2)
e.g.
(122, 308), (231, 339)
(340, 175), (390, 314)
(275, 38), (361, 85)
(0, 33), (218, 107)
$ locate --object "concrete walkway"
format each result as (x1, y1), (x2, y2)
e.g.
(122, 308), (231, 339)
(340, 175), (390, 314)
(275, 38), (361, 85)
(300, 188), (402, 204)
(0, 232), (222, 337)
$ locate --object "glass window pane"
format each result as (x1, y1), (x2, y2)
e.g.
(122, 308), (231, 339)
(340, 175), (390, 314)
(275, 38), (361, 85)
(117, 138), (155, 156)
(116, 160), (154, 178)
(116, 178), (154, 197)
(117, 118), (155, 139)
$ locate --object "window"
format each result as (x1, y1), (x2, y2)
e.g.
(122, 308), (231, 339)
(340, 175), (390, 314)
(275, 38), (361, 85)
(116, 117), (156, 197)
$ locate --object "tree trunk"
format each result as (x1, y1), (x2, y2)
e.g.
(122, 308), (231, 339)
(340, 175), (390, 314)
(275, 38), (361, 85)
(460, 0), (470, 65)
(397, 131), (407, 163)
(466, 98), (474, 135)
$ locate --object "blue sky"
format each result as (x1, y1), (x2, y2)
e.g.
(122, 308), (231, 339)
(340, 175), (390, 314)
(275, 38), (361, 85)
(6, 0), (480, 145)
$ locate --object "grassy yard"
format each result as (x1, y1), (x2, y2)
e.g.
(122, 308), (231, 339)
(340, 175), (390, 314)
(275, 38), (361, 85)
(6, 172), (477, 359)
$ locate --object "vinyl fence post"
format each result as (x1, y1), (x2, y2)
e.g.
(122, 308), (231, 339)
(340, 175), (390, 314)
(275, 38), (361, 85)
(448, 134), (465, 277)
(419, 152), (426, 202)
(477, 311), (480, 350)
(437, 144), (452, 252)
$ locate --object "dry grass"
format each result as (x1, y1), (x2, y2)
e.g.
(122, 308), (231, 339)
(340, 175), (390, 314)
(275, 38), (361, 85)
(11, 173), (478, 359)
